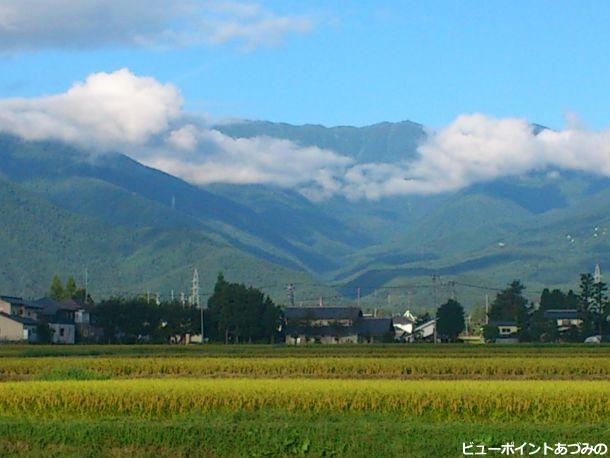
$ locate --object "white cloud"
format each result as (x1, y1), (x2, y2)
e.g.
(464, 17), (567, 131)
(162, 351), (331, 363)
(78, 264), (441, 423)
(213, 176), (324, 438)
(0, 68), (182, 146)
(2, 70), (610, 201)
(0, 69), (351, 195)
(339, 114), (610, 200)
(0, 0), (313, 51)
(153, 128), (351, 190)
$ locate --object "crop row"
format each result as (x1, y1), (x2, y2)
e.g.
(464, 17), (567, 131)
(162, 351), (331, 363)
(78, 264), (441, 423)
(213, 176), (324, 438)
(2, 344), (610, 359)
(0, 379), (608, 423)
(1, 356), (610, 380)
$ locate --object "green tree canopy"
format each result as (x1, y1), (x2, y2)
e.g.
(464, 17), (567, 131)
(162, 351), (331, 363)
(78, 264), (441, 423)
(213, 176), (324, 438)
(48, 275), (65, 301)
(65, 276), (77, 300)
(206, 273), (282, 344)
(488, 280), (528, 327)
(435, 299), (465, 342)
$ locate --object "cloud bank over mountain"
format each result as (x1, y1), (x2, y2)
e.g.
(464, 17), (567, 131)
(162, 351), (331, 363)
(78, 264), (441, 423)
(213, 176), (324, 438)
(0, 0), (312, 51)
(1, 69), (610, 200)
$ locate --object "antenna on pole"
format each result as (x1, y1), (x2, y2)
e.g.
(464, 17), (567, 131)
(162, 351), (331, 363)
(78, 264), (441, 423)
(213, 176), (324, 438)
(287, 283), (295, 306)
(84, 267), (88, 304)
(594, 263), (602, 284)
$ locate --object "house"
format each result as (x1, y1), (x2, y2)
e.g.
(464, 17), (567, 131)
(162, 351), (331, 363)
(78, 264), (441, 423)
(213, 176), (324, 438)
(34, 297), (77, 344)
(543, 309), (582, 332)
(0, 312), (39, 342)
(283, 306), (394, 344)
(488, 320), (520, 344)
(406, 319), (436, 342)
(74, 305), (103, 343)
(0, 295), (42, 320)
(357, 317), (395, 343)
(393, 310), (417, 340)
(493, 321), (519, 336)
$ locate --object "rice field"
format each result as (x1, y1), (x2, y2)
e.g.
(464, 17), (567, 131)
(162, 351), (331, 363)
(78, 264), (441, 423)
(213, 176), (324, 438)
(2, 355), (610, 380)
(0, 345), (609, 457)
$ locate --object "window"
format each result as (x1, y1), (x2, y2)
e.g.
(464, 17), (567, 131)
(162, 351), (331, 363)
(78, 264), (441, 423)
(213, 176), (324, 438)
(60, 328), (65, 337)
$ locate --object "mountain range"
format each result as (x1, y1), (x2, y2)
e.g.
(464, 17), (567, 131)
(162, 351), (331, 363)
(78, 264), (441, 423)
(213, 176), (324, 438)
(1, 120), (608, 312)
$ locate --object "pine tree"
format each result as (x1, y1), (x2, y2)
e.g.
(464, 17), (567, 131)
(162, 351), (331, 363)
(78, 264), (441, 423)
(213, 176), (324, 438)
(48, 275), (65, 301)
(65, 276), (77, 300)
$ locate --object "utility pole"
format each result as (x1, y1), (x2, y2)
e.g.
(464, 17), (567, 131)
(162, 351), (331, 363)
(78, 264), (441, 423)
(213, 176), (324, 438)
(432, 275), (439, 343)
(357, 287), (361, 307)
(190, 268), (203, 344)
(171, 289), (175, 302)
(485, 293), (489, 325)
(449, 281), (456, 300)
(146, 289), (150, 304)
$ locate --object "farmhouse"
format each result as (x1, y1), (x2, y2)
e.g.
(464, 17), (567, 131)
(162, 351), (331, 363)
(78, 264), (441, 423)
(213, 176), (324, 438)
(0, 312), (40, 342)
(35, 297), (77, 344)
(543, 309), (582, 332)
(0, 296), (42, 342)
(405, 319), (437, 343)
(393, 310), (417, 340)
(283, 306), (394, 344)
(0, 295), (42, 320)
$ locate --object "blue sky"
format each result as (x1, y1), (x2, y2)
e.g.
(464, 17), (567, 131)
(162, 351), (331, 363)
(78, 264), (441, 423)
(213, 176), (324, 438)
(1, 0), (610, 130)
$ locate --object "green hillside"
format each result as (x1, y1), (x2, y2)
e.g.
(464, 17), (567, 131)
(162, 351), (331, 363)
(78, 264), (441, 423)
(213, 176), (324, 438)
(0, 159), (333, 304)
(1, 123), (609, 312)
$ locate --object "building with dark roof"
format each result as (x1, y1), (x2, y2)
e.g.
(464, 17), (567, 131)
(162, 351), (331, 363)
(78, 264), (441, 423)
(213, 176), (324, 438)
(0, 295), (42, 321)
(543, 309), (583, 333)
(34, 298), (77, 344)
(0, 311), (40, 342)
(283, 306), (394, 344)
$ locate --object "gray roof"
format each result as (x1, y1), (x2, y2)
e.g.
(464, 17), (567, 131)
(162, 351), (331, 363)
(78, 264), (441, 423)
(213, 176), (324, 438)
(284, 306), (362, 322)
(284, 317), (393, 338)
(0, 311), (39, 326)
(491, 321), (519, 327)
(0, 296), (42, 309)
(357, 317), (394, 335)
(413, 319), (436, 333)
(543, 309), (580, 320)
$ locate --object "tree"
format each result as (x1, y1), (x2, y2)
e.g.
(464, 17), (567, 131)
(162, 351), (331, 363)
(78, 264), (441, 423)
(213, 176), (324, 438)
(65, 276), (78, 300)
(37, 323), (54, 344)
(579, 273), (598, 338)
(435, 299), (465, 342)
(415, 312), (431, 327)
(488, 280), (528, 327)
(206, 273), (281, 344)
(48, 275), (65, 301)
(592, 280), (608, 336)
(540, 288), (578, 311)
(468, 304), (487, 336)
(579, 274), (595, 313)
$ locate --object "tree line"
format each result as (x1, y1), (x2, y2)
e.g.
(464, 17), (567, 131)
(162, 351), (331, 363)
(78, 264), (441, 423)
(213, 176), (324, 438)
(419, 269), (608, 343)
(46, 274), (282, 344)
